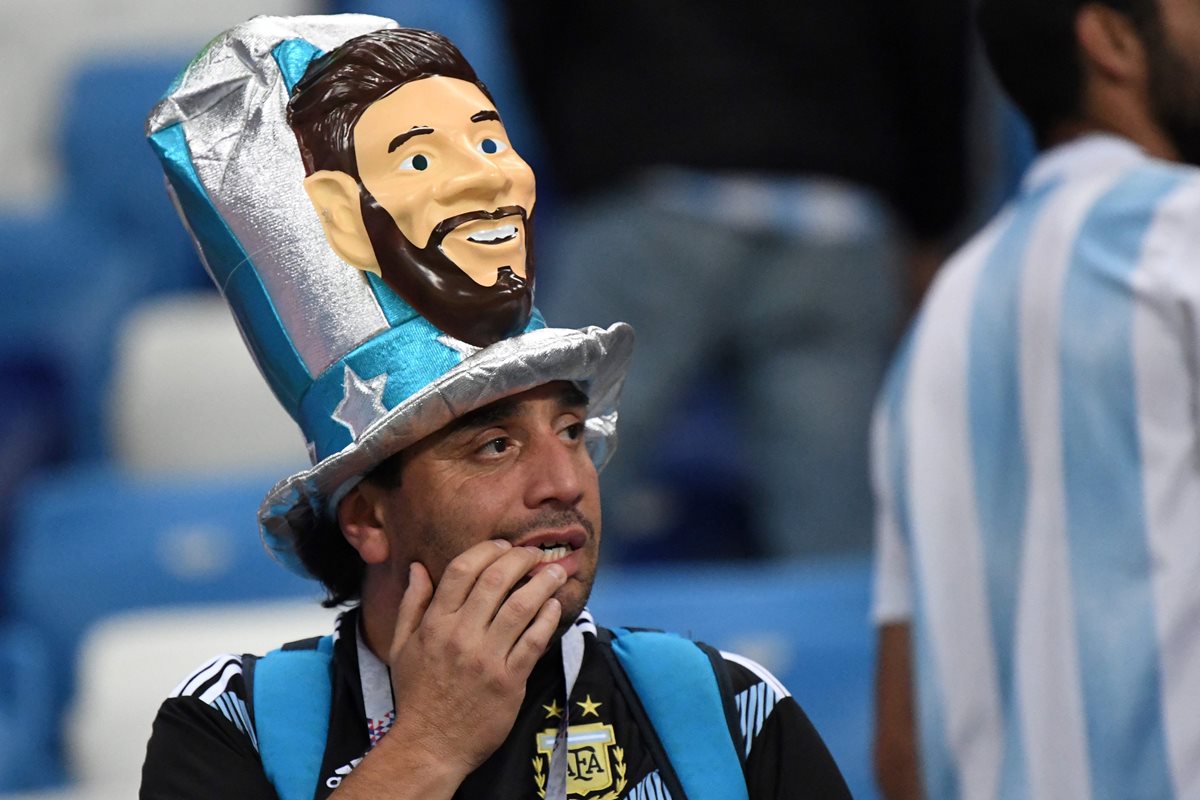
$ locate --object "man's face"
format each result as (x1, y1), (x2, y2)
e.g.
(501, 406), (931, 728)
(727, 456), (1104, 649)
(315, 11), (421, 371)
(373, 382), (601, 628)
(1145, 0), (1200, 166)
(354, 75), (536, 284)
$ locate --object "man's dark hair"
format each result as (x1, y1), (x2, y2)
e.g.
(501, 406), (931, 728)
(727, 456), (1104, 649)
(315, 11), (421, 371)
(296, 452), (405, 608)
(295, 515), (366, 608)
(288, 27), (494, 178)
(977, 0), (1159, 146)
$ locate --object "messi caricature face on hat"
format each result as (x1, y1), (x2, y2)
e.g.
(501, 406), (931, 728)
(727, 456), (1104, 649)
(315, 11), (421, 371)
(145, 15), (632, 577)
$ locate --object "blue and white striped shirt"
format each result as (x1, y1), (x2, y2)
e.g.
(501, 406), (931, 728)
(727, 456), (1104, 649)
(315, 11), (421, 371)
(873, 134), (1200, 799)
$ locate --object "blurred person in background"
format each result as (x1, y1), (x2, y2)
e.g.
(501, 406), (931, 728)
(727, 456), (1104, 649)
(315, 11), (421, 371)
(504, 1), (971, 561)
(873, 0), (1200, 796)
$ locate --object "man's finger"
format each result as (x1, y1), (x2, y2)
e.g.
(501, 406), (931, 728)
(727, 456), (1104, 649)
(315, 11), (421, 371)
(457, 546), (546, 622)
(428, 539), (515, 613)
(390, 561), (433, 660)
(507, 597), (562, 677)
(487, 562), (568, 645)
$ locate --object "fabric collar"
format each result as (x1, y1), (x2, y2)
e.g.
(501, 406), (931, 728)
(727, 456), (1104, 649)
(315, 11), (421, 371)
(1022, 133), (1149, 195)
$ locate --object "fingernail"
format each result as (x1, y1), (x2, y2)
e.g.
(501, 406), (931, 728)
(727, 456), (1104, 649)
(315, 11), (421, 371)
(494, 539), (512, 550)
(547, 564), (566, 581)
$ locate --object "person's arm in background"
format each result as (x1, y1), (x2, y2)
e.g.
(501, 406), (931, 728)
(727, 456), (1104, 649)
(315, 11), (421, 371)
(875, 622), (922, 800)
(870, 366), (923, 800)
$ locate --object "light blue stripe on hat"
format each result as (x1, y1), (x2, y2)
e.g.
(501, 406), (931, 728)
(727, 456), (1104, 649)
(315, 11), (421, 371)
(299, 303), (550, 460)
(299, 314), (462, 459)
(273, 39), (325, 94)
(365, 272), (421, 327)
(149, 123), (312, 414)
(966, 182), (1057, 798)
(1060, 165), (1180, 800)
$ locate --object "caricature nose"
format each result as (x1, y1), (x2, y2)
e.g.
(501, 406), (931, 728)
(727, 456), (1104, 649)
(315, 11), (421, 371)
(435, 150), (510, 204)
(523, 433), (586, 509)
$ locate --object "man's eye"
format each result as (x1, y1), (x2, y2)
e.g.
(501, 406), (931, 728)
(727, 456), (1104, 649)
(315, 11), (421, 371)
(400, 153), (430, 171)
(480, 437), (511, 455)
(477, 138), (507, 155)
(561, 422), (584, 441)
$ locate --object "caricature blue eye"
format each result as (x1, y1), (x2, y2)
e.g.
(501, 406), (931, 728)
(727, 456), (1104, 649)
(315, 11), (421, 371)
(400, 153), (430, 171)
(478, 138), (507, 155)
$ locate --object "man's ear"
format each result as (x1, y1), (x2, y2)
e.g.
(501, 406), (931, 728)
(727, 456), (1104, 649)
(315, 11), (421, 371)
(337, 483), (390, 565)
(1077, 2), (1147, 85)
(303, 170), (382, 275)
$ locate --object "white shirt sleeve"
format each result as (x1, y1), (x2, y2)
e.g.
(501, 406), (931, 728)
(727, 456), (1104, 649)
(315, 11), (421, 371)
(870, 388), (914, 624)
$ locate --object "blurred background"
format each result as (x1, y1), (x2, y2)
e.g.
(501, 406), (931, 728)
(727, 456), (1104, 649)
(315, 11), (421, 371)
(0, 1), (1034, 797)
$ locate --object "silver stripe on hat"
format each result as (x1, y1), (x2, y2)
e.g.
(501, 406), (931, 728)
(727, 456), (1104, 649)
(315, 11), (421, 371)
(147, 15), (398, 377)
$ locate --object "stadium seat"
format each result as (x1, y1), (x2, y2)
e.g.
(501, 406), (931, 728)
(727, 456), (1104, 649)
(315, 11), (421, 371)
(4, 466), (321, 790)
(57, 54), (207, 293)
(588, 557), (878, 799)
(0, 622), (58, 792)
(67, 600), (338, 795)
(0, 53), (217, 462)
(0, 209), (163, 460)
(107, 293), (311, 474)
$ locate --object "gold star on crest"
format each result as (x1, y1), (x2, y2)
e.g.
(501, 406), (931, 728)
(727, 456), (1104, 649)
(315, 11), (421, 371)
(542, 699), (563, 720)
(576, 695), (602, 718)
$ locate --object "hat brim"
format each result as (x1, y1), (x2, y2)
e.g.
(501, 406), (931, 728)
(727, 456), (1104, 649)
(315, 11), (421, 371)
(258, 323), (634, 577)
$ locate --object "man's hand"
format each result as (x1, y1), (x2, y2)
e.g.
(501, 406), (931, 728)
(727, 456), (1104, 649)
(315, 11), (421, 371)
(335, 540), (565, 798)
(391, 540), (565, 770)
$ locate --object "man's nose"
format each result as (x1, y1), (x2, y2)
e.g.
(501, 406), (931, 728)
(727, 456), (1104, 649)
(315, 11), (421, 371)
(434, 149), (510, 204)
(523, 434), (586, 509)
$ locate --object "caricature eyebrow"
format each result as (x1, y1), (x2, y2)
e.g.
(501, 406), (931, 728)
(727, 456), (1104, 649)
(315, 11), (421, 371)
(470, 110), (501, 123)
(388, 126), (433, 153)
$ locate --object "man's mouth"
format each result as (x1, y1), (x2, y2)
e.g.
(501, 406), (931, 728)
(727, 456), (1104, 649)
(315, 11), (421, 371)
(532, 541), (575, 563)
(466, 224), (519, 245)
(511, 526), (588, 566)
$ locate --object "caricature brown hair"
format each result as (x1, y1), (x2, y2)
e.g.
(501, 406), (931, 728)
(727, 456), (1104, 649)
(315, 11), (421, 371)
(288, 27), (494, 179)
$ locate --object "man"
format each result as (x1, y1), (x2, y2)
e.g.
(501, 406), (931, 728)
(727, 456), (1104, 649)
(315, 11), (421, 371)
(872, 0), (1200, 798)
(142, 17), (849, 799)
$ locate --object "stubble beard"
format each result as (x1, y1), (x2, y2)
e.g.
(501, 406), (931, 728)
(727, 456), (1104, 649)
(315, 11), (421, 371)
(1143, 23), (1200, 167)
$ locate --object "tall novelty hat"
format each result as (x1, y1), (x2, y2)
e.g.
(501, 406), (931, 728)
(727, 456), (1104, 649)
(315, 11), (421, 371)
(145, 14), (632, 578)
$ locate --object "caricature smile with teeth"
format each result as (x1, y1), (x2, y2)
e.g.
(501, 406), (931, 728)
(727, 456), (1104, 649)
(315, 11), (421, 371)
(438, 209), (530, 287)
(466, 223), (518, 244)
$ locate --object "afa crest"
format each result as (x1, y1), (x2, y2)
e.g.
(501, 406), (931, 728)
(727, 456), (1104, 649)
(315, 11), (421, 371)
(533, 723), (627, 799)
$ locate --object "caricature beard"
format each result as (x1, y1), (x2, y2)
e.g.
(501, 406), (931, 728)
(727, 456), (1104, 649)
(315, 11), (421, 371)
(358, 188), (535, 347)
(1144, 22), (1200, 167)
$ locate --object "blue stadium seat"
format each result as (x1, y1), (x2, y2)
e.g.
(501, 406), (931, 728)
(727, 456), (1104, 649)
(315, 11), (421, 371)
(0, 210), (166, 460)
(58, 54), (206, 292)
(0, 53), (211, 463)
(588, 557), (878, 799)
(4, 465), (320, 789)
(0, 621), (57, 792)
